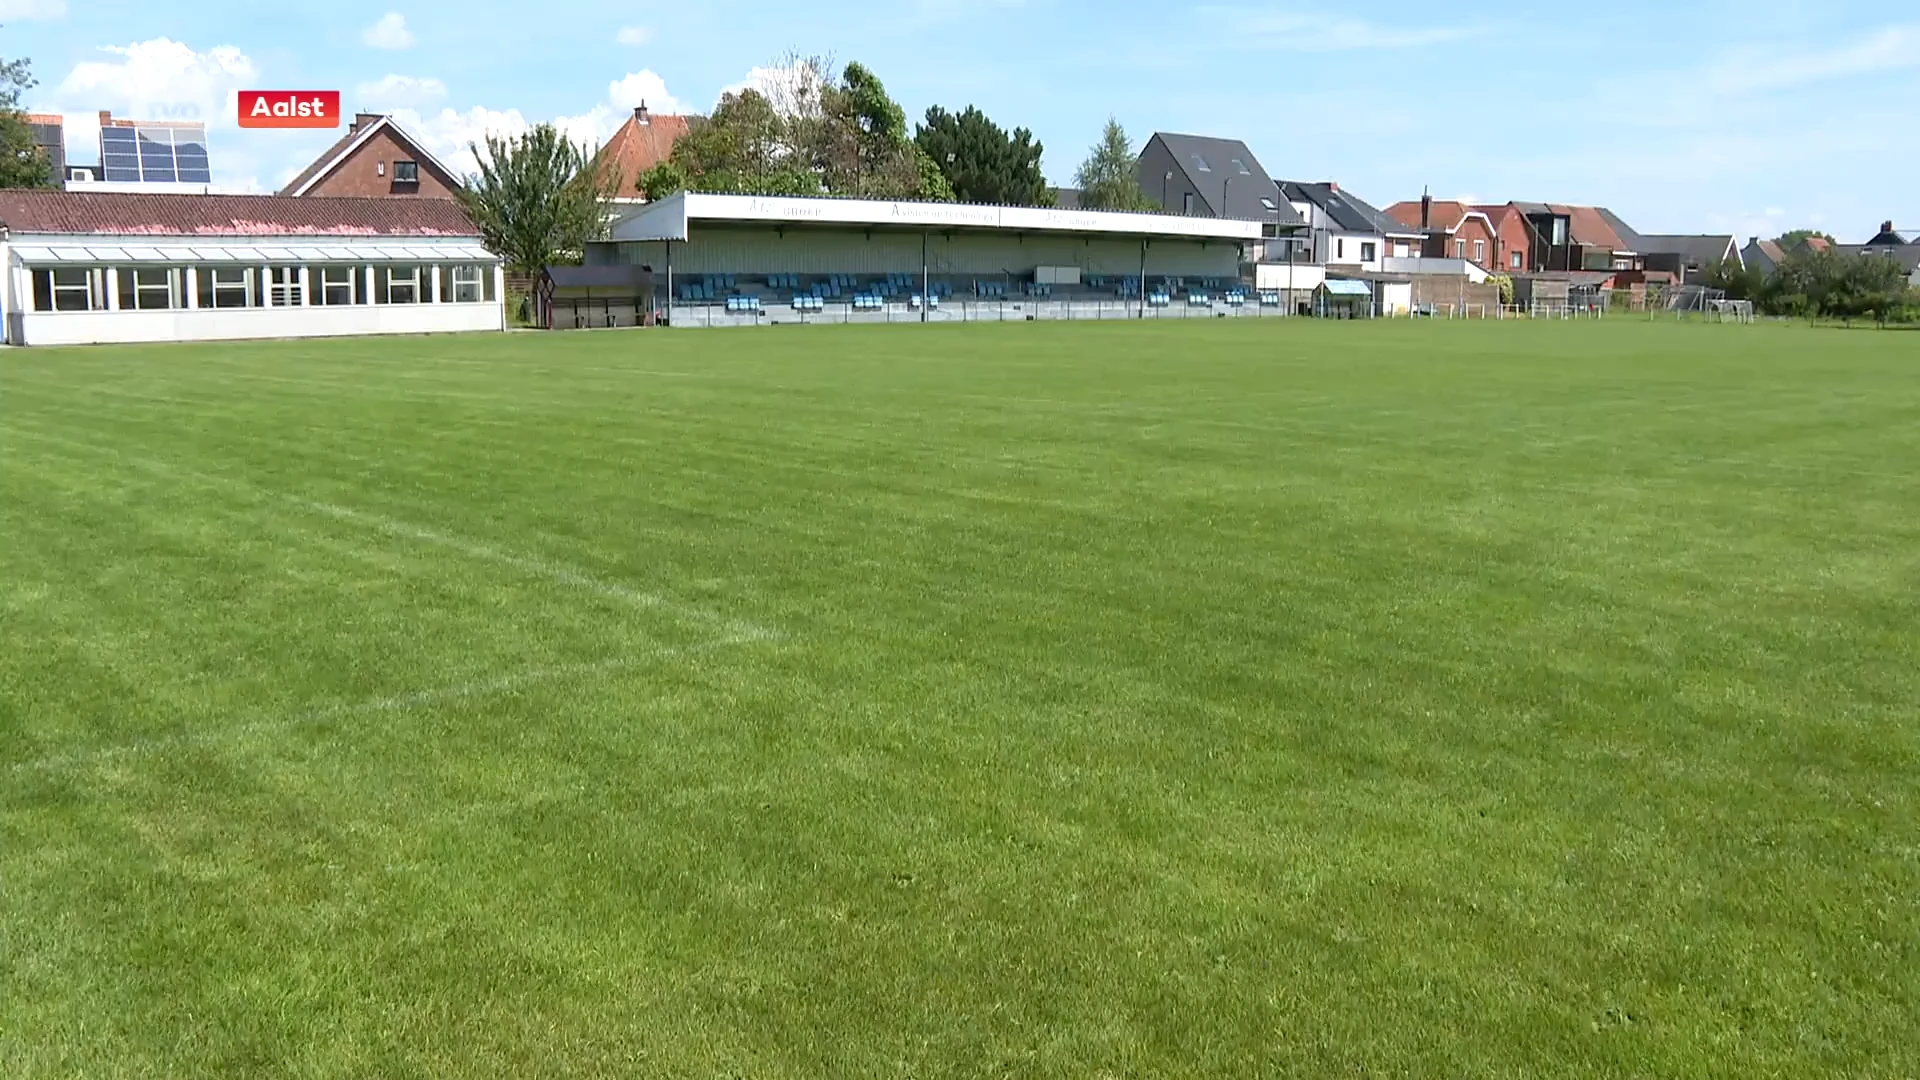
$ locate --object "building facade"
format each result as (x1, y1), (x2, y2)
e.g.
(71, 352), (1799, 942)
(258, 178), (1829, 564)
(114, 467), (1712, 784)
(1, 190), (502, 346)
(280, 114), (463, 199)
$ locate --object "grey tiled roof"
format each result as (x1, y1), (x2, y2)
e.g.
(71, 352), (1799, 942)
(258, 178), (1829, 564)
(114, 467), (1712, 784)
(1277, 181), (1411, 236)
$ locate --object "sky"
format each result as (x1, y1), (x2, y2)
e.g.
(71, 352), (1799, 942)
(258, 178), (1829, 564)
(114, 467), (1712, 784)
(3, 0), (1916, 241)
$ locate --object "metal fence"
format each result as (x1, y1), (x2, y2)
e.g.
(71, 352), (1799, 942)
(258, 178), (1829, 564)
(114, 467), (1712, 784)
(664, 297), (1308, 328)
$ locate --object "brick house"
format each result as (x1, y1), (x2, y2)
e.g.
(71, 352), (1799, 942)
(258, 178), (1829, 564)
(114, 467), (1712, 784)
(1383, 197), (1502, 269)
(280, 114), (463, 199)
(1473, 203), (1533, 272)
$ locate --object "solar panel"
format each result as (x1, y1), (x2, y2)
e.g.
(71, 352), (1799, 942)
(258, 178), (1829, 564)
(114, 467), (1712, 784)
(100, 127), (137, 144)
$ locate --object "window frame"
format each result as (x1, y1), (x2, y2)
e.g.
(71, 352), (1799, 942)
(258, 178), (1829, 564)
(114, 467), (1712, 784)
(1473, 239), (1486, 264)
(393, 159), (419, 183)
(445, 264), (483, 303)
(1360, 241), (1377, 263)
(321, 265), (358, 306)
(49, 265), (105, 309)
(267, 265), (303, 307)
(201, 266), (253, 309)
(35, 266), (105, 312)
(382, 264), (422, 305)
(122, 266), (181, 311)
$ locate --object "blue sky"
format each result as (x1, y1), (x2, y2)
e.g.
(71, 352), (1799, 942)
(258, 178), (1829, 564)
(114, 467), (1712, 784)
(5, 0), (1916, 240)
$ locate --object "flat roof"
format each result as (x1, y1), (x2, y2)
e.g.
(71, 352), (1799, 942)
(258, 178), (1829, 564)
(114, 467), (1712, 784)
(611, 191), (1266, 244)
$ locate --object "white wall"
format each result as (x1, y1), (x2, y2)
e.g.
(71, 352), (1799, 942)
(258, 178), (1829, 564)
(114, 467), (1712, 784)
(13, 301), (502, 347)
(1325, 231), (1387, 272)
(1253, 262), (1327, 291)
(1377, 281), (1414, 316)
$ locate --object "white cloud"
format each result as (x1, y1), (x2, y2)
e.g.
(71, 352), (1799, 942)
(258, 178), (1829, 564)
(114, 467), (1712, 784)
(362, 12), (414, 50)
(388, 105), (530, 178)
(381, 69), (686, 179)
(1202, 6), (1484, 50)
(605, 70), (685, 114)
(1706, 24), (1920, 95)
(614, 26), (654, 46)
(0, 0), (66, 19)
(718, 58), (827, 111)
(54, 38), (258, 128)
(355, 74), (448, 109)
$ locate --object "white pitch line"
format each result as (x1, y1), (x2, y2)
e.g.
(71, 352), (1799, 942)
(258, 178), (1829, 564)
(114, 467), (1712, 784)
(291, 498), (779, 644)
(9, 635), (760, 775)
(2, 425), (781, 644)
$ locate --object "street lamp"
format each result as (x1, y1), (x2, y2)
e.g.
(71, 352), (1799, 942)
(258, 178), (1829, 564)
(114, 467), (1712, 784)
(1222, 175), (1233, 218)
(1163, 170), (1173, 211)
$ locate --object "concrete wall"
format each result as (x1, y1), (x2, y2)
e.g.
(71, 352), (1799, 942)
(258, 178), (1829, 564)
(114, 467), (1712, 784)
(1377, 281), (1414, 315)
(1253, 261), (1327, 291)
(596, 225), (1243, 282)
(11, 301), (503, 346)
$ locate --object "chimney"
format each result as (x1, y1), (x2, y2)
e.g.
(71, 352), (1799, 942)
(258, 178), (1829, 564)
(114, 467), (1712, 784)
(1329, 181), (1338, 192)
(349, 112), (382, 135)
(635, 102), (650, 125)
(1882, 220), (1895, 234)
(98, 110), (113, 127)
(1420, 188), (1432, 230)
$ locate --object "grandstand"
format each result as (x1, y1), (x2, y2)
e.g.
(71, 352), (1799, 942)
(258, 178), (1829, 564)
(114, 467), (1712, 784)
(588, 192), (1273, 327)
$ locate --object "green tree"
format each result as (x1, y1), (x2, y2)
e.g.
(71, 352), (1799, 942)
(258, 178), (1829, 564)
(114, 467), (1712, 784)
(653, 89), (820, 197)
(645, 60), (949, 202)
(1072, 118), (1154, 212)
(1826, 253), (1912, 322)
(814, 61), (950, 200)
(633, 160), (689, 201)
(1701, 257), (1765, 301)
(1774, 229), (1835, 251)
(459, 124), (617, 276)
(1, 45), (54, 189)
(913, 105), (1050, 206)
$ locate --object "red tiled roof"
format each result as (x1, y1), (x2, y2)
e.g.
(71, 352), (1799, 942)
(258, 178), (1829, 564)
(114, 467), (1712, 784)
(0, 190), (480, 237)
(1804, 236), (1832, 253)
(1384, 199), (1472, 232)
(1565, 205), (1627, 251)
(24, 112), (64, 126)
(591, 110), (692, 193)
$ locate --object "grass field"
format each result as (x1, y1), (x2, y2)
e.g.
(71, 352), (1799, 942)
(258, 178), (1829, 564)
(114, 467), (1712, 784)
(2, 319), (1915, 1077)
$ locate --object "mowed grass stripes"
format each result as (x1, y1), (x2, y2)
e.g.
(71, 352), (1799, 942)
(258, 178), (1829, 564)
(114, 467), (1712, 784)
(2, 319), (1916, 1077)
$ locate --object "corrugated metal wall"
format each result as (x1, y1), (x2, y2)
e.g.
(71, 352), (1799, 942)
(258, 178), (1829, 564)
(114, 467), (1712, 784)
(593, 226), (1239, 280)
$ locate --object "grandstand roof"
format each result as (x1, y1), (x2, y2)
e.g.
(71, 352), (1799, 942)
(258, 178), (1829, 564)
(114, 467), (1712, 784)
(611, 192), (1266, 243)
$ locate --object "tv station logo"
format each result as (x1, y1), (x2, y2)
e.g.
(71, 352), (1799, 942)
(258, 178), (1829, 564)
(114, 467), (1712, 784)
(237, 90), (342, 129)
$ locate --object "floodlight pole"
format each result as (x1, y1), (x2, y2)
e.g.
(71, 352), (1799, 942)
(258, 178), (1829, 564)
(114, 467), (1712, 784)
(921, 230), (929, 324)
